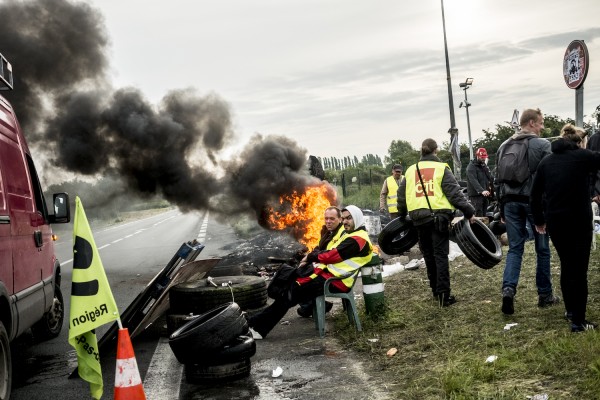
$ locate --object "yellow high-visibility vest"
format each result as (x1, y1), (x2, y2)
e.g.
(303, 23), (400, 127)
(311, 229), (373, 288)
(385, 175), (401, 213)
(405, 161), (454, 211)
(325, 226), (345, 250)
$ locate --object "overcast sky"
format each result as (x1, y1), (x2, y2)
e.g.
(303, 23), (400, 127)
(88, 0), (600, 161)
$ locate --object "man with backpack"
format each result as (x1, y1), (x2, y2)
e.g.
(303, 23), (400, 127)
(495, 108), (560, 315)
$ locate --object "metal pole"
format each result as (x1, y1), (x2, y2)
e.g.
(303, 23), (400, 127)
(464, 88), (473, 160)
(440, 0), (460, 178)
(576, 86), (584, 127)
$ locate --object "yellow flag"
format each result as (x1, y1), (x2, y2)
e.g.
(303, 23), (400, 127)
(68, 197), (120, 399)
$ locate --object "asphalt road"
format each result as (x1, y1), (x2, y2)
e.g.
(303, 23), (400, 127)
(10, 208), (391, 400)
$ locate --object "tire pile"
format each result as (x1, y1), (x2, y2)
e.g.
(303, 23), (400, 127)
(167, 275), (268, 384)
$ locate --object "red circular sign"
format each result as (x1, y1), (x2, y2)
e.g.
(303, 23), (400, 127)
(563, 40), (589, 89)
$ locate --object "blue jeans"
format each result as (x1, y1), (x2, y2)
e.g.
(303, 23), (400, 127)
(502, 201), (552, 295)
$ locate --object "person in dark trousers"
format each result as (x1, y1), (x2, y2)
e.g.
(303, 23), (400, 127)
(496, 108), (560, 315)
(397, 138), (475, 307)
(466, 147), (494, 217)
(531, 123), (600, 332)
(296, 206), (345, 317)
(587, 132), (600, 204)
(248, 205), (373, 339)
(380, 164), (404, 220)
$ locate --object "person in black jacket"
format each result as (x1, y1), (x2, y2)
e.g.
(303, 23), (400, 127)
(531, 124), (600, 332)
(466, 147), (494, 216)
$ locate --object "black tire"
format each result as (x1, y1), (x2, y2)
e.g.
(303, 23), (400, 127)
(200, 335), (256, 365)
(32, 285), (64, 341)
(377, 217), (419, 255)
(489, 220), (506, 236)
(166, 313), (199, 336)
(168, 303), (248, 364)
(0, 321), (11, 400)
(184, 358), (251, 384)
(170, 276), (267, 315)
(452, 218), (502, 269)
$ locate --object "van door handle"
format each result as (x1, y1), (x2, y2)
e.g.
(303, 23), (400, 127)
(34, 231), (43, 247)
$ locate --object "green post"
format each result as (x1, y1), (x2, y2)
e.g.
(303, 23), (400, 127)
(361, 253), (384, 315)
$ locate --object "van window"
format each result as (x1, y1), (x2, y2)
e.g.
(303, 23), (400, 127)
(0, 136), (31, 211)
(25, 154), (48, 218)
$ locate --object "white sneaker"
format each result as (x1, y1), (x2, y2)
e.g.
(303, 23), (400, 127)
(249, 327), (263, 340)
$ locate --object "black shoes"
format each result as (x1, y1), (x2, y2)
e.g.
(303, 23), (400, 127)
(571, 320), (597, 333)
(437, 294), (456, 307)
(296, 301), (333, 318)
(538, 293), (561, 308)
(501, 287), (515, 315)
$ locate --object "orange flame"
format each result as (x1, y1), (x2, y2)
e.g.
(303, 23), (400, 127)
(266, 184), (337, 249)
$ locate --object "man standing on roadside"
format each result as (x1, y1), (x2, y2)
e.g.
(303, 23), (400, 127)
(466, 147), (494, 217)
(495, 108), (559, 315)
(380, 164), (403, 220)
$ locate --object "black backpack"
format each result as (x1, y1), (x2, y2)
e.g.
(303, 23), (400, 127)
(496, 137), (532, 186)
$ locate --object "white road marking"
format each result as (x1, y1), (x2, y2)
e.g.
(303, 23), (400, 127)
(144, 211), (209, 395)
(97, 244), (111, 250)
(143, 337), (182, 400)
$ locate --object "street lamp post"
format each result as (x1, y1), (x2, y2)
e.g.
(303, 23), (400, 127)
(440, 0), (460, 178)
(459, 78), (474, 160)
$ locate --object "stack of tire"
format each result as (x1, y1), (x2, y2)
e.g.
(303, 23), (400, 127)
(168, 302), (255, 384)
(167, 275), (268, 384)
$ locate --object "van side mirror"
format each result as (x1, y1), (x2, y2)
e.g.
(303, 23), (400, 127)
(50, 193), (70, 223)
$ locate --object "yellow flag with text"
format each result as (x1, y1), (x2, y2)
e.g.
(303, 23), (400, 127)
(68, 197), (120, 399)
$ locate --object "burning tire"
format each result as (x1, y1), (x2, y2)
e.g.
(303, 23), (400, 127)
(169, 276), (267, 315)
(169, 302), (248, 364)
(377, 217), (419, 255)
(452, 218), (502, 269)
(32, 284), (64, 341)
(184, 358), (251, 384)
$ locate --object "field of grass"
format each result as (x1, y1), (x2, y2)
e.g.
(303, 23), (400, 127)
(334, 241), (600, 399)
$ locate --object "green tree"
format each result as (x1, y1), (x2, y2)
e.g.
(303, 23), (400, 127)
(384, 140), (419, 171)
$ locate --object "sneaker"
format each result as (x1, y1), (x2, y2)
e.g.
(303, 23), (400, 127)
(501, 287), (515, 315)
(571, 320), (598, 333)
(538, 294), (561, 308)
(248, 327), (263, 340)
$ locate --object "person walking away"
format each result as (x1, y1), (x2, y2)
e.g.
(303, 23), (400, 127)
(247, 205), (373, 339)
(531, 124), (600, 332)
(380, 164), (404, 220)
(495, 108), (559, 315)
(397, 138), (475, 307)
(296, 206), (345, 317)
(587, 131), (600, 205)
(466, 147), (494, 217)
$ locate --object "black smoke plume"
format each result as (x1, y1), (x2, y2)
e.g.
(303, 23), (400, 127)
(0, 0), (322, 221)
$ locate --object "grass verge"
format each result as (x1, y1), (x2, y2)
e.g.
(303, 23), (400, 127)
(333, 242), (600, 399)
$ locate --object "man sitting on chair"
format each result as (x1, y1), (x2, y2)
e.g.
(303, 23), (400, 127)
(247, 205), (373, 339)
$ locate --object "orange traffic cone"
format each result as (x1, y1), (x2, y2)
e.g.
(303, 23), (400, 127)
(114, 328), (146, 400)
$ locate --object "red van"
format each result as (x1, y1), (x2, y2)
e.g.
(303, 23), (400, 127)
(0, 52), (70, 399)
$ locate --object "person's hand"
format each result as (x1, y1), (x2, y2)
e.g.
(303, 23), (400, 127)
(305, 250), (319, 264)
(535, 224), (546, 234)
(593, 195), (600, 204)
(468, 216), (476, 224)
(482, 190), (491, 197)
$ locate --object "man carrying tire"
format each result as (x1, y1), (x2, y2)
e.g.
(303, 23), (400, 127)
(397, 138), (475, 307)
(247, 205), (373, 339)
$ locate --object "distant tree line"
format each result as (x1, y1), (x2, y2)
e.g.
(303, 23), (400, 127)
(319, 154), (383, 171)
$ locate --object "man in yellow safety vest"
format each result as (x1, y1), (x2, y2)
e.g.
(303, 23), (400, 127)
(380, 164), (404, 220)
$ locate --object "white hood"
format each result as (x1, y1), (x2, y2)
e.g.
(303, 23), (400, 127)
(343, 205), (365, 229)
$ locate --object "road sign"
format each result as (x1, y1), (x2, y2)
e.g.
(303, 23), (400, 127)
(563, 40), (589, 89)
